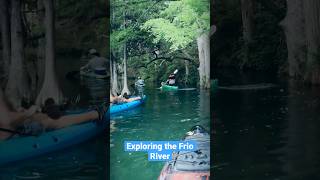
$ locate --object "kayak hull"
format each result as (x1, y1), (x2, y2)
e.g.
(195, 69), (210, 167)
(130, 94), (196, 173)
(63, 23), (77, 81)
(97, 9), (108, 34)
(159, 171), (210, 180)
(0, 111), (108, 166)
(158, 126), (210, 180)
(160, 85), (178, 91)
(110, 95), (146, 115)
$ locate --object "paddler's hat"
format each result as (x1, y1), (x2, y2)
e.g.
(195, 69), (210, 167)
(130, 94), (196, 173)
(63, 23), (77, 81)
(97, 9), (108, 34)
(89, 49), (98, 56)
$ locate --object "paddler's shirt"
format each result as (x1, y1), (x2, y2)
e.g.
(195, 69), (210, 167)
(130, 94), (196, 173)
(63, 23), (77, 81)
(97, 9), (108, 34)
(88, 56), (108, 70)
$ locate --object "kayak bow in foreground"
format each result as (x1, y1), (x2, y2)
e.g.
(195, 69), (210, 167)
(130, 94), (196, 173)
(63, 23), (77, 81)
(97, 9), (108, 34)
(158, 125), (210, 180)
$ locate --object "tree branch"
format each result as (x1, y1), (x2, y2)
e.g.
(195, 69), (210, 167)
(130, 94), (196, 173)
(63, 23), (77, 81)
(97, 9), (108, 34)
(135, 55), (196, 68)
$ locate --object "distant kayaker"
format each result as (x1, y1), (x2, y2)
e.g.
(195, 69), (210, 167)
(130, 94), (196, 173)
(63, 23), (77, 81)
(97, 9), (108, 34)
(165, 69), (178, 86)
(135, 77), (145, 87)
(110, 93), (141, 104)
(135, 77), (145, 97)
(166, 73), (176, 85)
(80, 49), (108, 75)
(0, 92), (107, 140)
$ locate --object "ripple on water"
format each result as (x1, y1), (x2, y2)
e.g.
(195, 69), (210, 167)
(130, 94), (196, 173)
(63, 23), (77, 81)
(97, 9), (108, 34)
(180, 118), (192, 122)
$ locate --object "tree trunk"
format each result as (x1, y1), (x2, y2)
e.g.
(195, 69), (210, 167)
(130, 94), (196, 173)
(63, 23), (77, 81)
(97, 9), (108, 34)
(303, 0), (320, 84)
(121, 9), (130, 95)
(182, 50), (192, 84)
(121, 42), (130, 95)
(5, 0), (30, 109)
(197, 32), (210, 89)
(240, 0), (254, 68)
(36, 0), (45, 92)
(280, 0), (306, 78)
(111, 57), (119, 95)
(185, 60), (189, 84)
(241, 0), (254, 44)
(110, 56), (113, 92)
(36, 0), (63, 105)
(0, 0), (11, 85)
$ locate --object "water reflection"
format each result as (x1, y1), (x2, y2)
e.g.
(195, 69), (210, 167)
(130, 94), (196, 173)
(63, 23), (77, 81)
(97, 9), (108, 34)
(282, 80), (320, 179)
(214, 71), (320, 179)
(0, 138), (106, 180)
(80, 77), (108, 104)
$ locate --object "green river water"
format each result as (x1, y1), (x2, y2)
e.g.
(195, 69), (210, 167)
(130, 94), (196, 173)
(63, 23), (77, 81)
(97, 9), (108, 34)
(110, 88), (210, 180)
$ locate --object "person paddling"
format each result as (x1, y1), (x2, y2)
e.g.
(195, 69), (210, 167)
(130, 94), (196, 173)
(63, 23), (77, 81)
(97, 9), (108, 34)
(166, 69), (178, 86)
(80, 49), (108, 75)
(135, 77), (145, 97)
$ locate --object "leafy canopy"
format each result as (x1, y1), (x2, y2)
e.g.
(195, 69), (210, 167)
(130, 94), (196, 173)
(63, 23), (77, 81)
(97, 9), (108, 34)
(141, 0), (210, 51)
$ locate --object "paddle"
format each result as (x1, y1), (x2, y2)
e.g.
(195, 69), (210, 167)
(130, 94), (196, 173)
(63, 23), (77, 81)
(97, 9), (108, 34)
(160, 69), (179, 88)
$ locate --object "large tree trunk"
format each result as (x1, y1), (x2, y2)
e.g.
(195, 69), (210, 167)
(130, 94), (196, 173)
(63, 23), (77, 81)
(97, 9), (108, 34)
(121, 9), (130, 95)
(303, 0), (320, 84)
(36, 0), (63, 105)
(36, 0), (45, 92)
(110, 56), (113, 92)
(280, 0), (306, 79)
(121, 42), (130, 95)
(280, 0), (306, 78)
(0, 0), (11, 86)
(240, 0), (254, 68)
(5, 0), (30, 109)
(197, 32), (210, 89)
(241, 0), (254, 44)
(111, 57), (119, 95)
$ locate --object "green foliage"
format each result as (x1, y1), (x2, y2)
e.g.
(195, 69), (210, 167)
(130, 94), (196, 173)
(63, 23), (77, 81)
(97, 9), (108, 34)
(110, 0), (164, 57)
(142, 18), (195, 51)
(142, 0), (209, 51)
(213, 0), (287, 71)
(54, 0), (108, 55)
(110, 0), (208, 85)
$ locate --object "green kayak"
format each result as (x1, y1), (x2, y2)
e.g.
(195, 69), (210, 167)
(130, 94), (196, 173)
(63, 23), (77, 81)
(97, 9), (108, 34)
(160, 84), (178, 91)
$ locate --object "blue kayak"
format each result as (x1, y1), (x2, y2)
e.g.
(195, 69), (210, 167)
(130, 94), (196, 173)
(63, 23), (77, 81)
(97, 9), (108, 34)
(0, 111), (108, 166)
(110, 95), (146, 115)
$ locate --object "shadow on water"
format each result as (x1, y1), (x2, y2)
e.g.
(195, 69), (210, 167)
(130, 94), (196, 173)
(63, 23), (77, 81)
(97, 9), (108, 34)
(0, 137), (106, 180)
(214, 70), (320, 180)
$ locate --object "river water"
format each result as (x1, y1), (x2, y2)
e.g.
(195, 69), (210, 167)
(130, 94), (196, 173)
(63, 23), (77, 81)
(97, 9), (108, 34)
(214, 70), (320, 180)
(110, 87), (210, 180)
